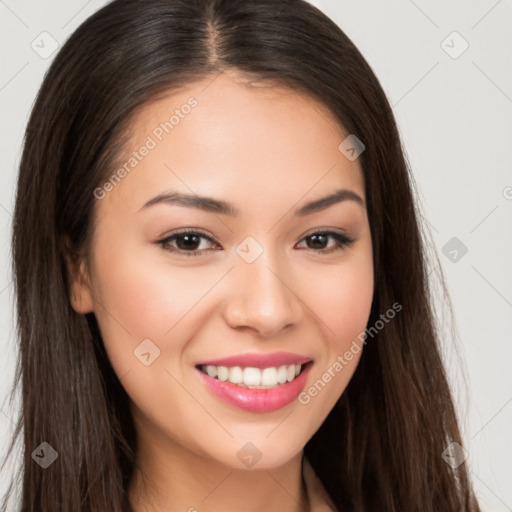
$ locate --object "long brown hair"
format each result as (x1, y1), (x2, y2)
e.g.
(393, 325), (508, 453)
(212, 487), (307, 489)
(3, 0), (481, 510)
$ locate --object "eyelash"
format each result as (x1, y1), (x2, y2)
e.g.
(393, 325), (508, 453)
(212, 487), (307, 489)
(156, 228), (355, 257)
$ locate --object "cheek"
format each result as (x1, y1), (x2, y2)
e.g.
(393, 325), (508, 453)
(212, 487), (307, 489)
(304, 251), (374, 350)
(296, 255), (373, 417)
(329, 269), (373, 343)
(89, 242), (219, 373)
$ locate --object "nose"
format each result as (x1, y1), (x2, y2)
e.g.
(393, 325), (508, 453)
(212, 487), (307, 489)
(222, 252), (302, 337)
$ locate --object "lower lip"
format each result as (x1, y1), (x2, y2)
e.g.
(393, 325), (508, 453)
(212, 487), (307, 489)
(196, 362), (313, 413)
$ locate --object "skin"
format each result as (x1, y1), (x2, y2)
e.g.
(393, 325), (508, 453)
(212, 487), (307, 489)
(68, 70), (374, 511)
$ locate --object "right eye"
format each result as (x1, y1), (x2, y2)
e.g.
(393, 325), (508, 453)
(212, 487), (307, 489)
(156, 229), (221, 257)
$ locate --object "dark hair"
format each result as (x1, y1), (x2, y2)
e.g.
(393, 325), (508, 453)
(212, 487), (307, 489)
(3, 0), (481, 510)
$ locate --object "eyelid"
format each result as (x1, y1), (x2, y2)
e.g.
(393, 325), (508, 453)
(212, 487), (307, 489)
(300, 226), (351, 239)
(161, 226), (216, 239)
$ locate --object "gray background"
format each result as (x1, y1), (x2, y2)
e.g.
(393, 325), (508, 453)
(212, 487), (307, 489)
(0, 0), (511, 510)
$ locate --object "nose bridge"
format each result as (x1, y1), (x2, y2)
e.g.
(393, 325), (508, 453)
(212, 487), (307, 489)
(223, 238), (301, 335)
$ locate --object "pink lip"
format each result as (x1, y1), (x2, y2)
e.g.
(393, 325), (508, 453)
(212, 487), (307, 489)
(195, 351), (312, 369)
(196, 361), (313, 413)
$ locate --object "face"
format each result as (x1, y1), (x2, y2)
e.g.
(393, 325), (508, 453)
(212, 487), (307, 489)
(69, 71), (374, 470)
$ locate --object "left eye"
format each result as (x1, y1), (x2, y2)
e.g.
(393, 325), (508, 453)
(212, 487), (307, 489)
(296, 231), (354, 253)
(156, 230), (354, 257)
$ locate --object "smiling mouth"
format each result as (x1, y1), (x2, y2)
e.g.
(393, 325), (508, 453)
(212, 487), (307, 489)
(195, 361), (312, 389)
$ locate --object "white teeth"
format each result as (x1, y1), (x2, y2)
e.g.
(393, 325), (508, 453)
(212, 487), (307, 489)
(217, 366), (229, 381)
(261, 367), (277, 386)
(229, 366), (243, 384)
(276, 365), (288, 384)
(243, 367), (261, 386)
(206, 365), (217, 378)
(200, 363), (304, 388)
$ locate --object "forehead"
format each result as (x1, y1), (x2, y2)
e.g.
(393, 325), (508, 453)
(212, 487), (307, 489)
(98, 71), (365, 217)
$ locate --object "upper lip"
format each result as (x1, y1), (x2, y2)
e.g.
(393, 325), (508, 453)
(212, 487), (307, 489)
(195, 351), (313, 369)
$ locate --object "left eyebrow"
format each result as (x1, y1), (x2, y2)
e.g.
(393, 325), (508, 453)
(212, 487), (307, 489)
(294, 189), (366, 216)
(138, 188), (365, 216)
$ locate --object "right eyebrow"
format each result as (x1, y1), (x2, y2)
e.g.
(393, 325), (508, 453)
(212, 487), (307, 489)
(139, 190), (239, 216)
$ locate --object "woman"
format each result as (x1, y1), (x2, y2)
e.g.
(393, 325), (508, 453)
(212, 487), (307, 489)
(2, 0), (481, 510)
